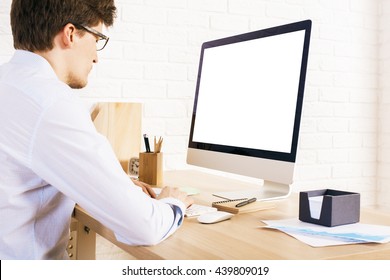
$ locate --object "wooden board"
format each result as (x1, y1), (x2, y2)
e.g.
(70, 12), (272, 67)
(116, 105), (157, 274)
(92, 102), (142, 173)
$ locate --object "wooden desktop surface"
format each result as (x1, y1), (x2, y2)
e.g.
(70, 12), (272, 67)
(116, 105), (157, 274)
(73, 170), (390, 260)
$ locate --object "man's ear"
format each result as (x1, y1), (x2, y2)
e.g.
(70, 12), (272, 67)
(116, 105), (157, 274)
(60, 23), (77, 49)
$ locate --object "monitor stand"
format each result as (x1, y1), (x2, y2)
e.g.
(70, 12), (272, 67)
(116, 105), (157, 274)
(212, 180), (292, 201)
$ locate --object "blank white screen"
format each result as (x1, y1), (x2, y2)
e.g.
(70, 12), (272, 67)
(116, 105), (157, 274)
(192, 30), (305, 153)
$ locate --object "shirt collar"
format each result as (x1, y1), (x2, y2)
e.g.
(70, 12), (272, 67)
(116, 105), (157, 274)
(10, 50), (58, 79)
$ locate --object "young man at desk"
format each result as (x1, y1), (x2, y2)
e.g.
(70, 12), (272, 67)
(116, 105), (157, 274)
(0, 0), (192, 260)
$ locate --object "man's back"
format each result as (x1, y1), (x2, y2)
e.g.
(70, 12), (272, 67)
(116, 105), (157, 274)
(0, 50), (76, 259)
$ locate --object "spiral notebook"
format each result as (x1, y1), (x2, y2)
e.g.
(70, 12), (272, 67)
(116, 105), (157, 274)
(212, 198), (276, 214)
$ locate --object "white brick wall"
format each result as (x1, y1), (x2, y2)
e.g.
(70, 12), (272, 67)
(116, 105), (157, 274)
(379, 0), (390, 210)
(0, 0), (388, 207)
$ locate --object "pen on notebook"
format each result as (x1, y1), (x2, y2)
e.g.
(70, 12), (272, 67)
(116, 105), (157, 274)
(236, 197), (257, 207)
(143, 134), (151, 153)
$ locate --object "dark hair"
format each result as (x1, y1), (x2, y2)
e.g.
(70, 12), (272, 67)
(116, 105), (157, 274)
(10, 0), (117, 52)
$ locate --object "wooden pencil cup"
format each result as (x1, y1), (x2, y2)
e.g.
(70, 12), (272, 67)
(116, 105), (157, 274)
(138, 152), (163, 186)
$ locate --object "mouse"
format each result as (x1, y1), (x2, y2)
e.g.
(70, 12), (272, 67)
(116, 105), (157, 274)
(197, 211), (234, 224)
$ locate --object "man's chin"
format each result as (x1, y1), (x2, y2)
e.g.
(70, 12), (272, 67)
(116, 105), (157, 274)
(70, 84), (88, 90)
(68, 80), (88, 89)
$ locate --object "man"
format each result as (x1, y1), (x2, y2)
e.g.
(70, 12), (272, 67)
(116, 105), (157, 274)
(0, 0), (192, 259)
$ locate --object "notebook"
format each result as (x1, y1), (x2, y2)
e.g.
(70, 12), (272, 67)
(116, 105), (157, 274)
(212, 198), (276, 214)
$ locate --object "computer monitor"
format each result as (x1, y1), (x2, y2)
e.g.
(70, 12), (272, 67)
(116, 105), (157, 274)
(186, 20), (312, 201)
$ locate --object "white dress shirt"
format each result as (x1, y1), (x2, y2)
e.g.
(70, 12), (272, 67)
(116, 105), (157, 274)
(0, 50), (185, 259)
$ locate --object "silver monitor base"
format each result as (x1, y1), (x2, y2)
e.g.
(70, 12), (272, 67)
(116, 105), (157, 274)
(213, 180), (291, 201)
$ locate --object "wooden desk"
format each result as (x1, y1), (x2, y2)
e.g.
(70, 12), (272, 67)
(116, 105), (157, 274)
(72, 170), (390, 260)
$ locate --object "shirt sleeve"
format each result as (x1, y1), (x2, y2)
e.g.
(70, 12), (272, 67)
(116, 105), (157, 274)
(30, 96), (185, 246)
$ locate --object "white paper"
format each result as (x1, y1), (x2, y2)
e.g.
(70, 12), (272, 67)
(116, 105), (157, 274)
(261, 218), (390, 247)
(308, 195), (323, 219)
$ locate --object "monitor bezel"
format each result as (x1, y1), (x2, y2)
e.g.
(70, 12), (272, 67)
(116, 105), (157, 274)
(188, 19), (312, 163)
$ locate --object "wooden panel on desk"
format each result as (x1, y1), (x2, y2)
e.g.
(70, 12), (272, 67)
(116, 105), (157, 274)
(92, 102), (142, 173)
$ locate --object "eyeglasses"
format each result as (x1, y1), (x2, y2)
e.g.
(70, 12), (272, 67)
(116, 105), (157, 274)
(73, 23), (109, 51)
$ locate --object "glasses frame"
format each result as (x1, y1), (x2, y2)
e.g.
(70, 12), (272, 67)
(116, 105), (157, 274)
(72, 23), (109, 51)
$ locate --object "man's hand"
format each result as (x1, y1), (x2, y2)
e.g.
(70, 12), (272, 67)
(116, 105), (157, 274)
(157, 186), (194, 208)
(131, 178), (157, 198)
(130, 179), (193, 208)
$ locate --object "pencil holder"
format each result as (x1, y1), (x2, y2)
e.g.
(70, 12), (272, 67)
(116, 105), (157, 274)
(138, 152), (163, 186)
